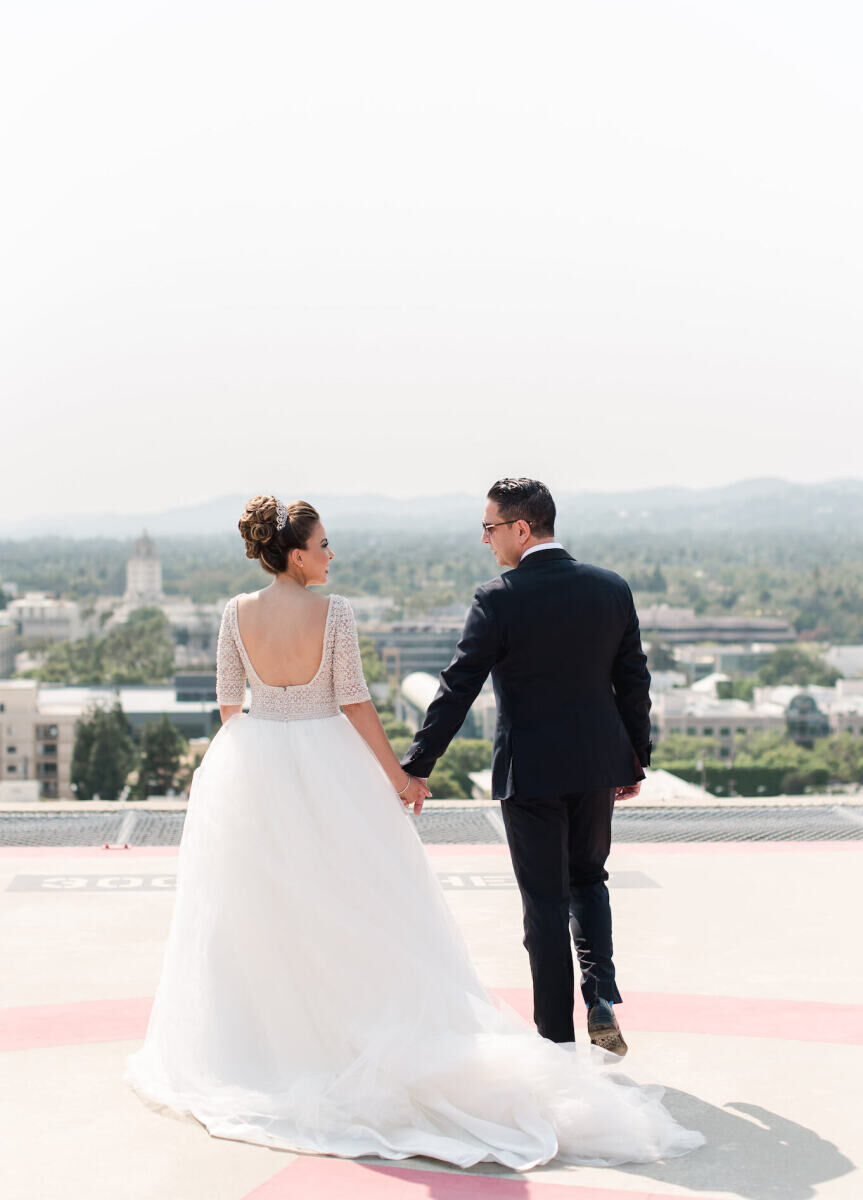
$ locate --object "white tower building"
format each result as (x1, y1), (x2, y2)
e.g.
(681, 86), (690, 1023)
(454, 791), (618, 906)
(125, 530), (163, 607)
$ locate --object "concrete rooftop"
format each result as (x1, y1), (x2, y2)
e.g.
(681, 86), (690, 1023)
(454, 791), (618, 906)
(1, 815), (861, 1200)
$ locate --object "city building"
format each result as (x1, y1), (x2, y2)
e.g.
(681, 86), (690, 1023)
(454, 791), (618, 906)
(638, 603), (795, 645)
(650, 688), (786, 757)
(162, 600), (222, 666)
(342, 595), (396, 623)
(396, 671), (489, 741)
(647, 669), (689, 692)
(361, 617), (466, 681)
(174, 672), (218, 702)
(0, 677), (237, 800)
(0, 680), (74, 800)
(102, 534), (223, 667)
(6, 593), (83, 644)
(652, 678), (863, 757)
(755, 681), (863, 738)
(824, 645), (863, 679)
(124, 530), (163, 607)
(784, 694), (830, 745)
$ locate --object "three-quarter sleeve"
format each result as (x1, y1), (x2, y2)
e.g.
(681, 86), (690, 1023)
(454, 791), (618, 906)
(332, 596), (372, 707)
(216, 597), (247, 705)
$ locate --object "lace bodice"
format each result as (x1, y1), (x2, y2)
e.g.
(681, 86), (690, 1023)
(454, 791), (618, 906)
(216, 593), (371, 721)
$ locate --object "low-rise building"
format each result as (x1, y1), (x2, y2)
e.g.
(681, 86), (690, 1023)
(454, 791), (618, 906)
(653, 679), (863, 756)
(162, 601), (223, 666)
(361, 618), (466, 681)
(664, 642), (794, 681)
(7, 593), (83, 644)
(0, 680), (75, 800)
(396, 671), (491, 741)
(651, 689), (786, 757)
(638, 604), (795, 646)
(342, 595), (396, 623)
(824, 645), (863, 679)
(0, 677), (237, 800)
(755, 681), (863, 738)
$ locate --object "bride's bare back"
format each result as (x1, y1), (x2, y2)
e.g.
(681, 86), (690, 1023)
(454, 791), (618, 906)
(236, 588), (331, 688)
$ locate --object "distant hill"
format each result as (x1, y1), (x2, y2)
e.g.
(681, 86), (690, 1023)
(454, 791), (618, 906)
(1, 478), (862, 540)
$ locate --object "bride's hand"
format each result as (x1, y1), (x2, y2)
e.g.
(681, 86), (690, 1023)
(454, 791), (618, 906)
(397, 773), (432, 816)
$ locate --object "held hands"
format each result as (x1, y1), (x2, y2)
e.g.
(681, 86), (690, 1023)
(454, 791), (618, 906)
(614, 780), (642, 802)
(396, 772), (432, 816)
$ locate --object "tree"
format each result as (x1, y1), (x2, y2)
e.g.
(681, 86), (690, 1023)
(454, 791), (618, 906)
(358, 636), (385, 684)
(632, 565), (667, 592)
(809, 732), (863, 785)
(381, 717), (412, 739)
(431, 739), (492, 798)
(716, 678), (756, 701)
(757, 647), (840, 687)
(647, 640), (676, 672)
(652, 733), (719, 767)
(385, 736), (493, 799)
(734, 730), (813, 770)
(135, 715), (187, 799)
(389, 737), (413, 762)
(176, 749), (205, 795)
(102, 607), (174, 683)
(70, 716), (96, 798)
(428, 762), (470, 799)
(29, 606), (174, 685)
(71, 702), (137, 800)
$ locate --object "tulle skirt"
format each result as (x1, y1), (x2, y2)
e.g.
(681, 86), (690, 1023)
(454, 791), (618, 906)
(124, 711), (704, 1170)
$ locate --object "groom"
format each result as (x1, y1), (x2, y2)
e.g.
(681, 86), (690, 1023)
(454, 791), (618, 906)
(401, 478), (652, 1054)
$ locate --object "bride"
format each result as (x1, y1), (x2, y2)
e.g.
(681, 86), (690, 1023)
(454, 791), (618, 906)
(123, 495), (704, 1171)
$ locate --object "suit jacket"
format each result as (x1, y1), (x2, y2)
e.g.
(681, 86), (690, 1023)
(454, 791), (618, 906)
(400, 548), (652, 799)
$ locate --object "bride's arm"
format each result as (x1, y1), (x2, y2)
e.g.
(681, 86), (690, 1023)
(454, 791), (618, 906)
(342, 700), (431, 812)
(216, 599), (247, 723)
(334, 596), (431, 812)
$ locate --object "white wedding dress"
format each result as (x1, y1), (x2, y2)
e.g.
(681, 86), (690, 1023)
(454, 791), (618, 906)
(124, 592), (704, 1170)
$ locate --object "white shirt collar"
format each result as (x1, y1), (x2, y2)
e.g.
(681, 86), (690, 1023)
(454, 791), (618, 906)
(518, 541), (566, 563)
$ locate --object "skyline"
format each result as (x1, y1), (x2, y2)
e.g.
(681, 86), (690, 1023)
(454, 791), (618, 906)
(2, 2), (861, 520)
(2, 475), (862, 540)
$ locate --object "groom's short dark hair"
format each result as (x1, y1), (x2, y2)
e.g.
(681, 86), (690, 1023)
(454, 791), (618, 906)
(487, 478), (556, 537)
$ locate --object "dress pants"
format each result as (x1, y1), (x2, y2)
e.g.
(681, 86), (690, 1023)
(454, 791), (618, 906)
(499, 788), (622, 1043)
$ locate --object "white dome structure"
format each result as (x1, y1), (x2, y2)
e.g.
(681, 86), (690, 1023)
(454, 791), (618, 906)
(400, 671), (440, 714)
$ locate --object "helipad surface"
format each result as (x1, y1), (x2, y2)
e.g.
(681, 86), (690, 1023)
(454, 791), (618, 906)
(1, 819), (861, 1199)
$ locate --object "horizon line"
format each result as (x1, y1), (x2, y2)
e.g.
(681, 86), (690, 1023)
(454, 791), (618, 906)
(4, 473), (863, 529)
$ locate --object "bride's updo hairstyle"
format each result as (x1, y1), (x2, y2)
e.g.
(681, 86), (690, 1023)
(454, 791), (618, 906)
(238, 496), (320, 576)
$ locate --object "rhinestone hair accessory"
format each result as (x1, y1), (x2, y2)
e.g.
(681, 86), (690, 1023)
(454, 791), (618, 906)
(275, 498), (289, 531)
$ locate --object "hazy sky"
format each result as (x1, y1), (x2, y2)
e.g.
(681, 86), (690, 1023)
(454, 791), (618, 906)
(1, 1), (861, 522)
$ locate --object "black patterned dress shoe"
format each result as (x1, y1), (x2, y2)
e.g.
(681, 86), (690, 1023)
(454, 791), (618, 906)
(587, 998), (628, 1056)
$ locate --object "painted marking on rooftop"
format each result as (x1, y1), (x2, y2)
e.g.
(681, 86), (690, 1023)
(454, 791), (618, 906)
(3, 839), (863, 859)
(7, 874), (178, 891)
(0, 996), (153, 1051)
(5, 869), (657, 892)
(243, 1157), (724, 1199)
(4, 991), (863, 1053)
(437, 870), (657, 889)
(495, 989), (863, 1046)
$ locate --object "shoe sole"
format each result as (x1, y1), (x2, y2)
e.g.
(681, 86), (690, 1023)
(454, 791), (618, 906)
(589, 1029), (628, 1056)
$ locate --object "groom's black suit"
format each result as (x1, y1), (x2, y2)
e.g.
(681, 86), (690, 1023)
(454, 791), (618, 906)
(401, 547), (652, 1043)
